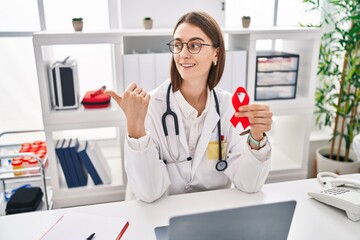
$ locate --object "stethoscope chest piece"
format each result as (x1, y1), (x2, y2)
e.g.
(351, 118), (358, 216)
(216, 160), (227, 171)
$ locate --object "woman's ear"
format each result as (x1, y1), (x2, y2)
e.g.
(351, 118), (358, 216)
(213, 48), (219, 62)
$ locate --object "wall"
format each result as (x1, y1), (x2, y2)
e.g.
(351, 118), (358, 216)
(120, 0), (225, 28)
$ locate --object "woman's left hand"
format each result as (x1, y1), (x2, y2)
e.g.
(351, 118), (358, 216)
(235, 103), (273, 140)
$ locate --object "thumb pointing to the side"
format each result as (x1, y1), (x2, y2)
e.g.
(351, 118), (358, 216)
(105, 90), (122, 106)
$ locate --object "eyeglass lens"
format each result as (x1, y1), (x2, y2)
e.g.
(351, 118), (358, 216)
(168, 40), (204, 54)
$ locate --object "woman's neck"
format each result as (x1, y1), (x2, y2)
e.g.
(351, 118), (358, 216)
(180, 81), (208, 115)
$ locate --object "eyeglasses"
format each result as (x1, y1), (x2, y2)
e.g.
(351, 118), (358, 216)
(167, 39), (213, 54)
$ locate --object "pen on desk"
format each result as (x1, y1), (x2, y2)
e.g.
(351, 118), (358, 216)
(86, 232), (95, 240)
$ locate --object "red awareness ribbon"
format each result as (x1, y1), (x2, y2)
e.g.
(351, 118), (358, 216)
(230, 87), (250, 129)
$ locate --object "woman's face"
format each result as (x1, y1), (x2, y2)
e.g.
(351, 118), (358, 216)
(172, 23), (218, 85)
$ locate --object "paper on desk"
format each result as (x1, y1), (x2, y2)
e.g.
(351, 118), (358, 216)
(39, 212), (129, 240)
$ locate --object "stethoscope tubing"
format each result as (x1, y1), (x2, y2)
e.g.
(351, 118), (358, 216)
(162, 84), (226, 171)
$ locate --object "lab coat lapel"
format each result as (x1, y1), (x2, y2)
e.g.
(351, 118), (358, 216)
(191, 95), (220, 176)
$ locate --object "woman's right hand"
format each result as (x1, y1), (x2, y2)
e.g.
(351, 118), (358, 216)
(105, 83), (151, 138)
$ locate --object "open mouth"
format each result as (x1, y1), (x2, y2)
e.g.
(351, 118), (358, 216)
(181, 63), (195, 68)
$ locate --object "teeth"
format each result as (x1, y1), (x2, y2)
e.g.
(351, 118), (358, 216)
(181, 63), (195, 67)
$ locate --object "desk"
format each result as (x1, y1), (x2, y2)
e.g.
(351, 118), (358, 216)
(0, 177), (359, 239)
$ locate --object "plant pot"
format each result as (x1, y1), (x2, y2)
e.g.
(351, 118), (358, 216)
(143, 19), (153, 30)
(316, 146), (360, 174)
(72, 20), (83, 32)
(242, 18), (251, 28)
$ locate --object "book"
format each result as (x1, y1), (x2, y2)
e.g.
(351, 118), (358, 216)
(55, 139), (74, 188)
(85, 141), (112, 184)
(69, 138), (88, 186)
(77, 141), (103, 185)
(62, 139), (80, 187)
(39, 212), (129, 240)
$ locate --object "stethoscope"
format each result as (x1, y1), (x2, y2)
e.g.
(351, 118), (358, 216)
(162, 84), (227, 171)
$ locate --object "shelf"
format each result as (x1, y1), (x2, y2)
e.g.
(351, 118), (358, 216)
(33, 27), (321, 206)
(52, 154), (125, 208)
(33, 31), (123, 45)
(42, 104), (125, 131)
(0, 185), (53, 216)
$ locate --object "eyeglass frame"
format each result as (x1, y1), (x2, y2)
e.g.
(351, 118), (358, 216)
(166, 39), (214, 54)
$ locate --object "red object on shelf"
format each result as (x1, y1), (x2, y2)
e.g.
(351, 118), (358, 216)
(81, 86), (111, 109)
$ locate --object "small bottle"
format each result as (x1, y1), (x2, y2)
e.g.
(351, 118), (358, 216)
(28, 158), (40, 174)
(12, 159), (24, 176)
(22, 156), (31, 173)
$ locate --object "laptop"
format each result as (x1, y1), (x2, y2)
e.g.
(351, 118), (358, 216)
(155, 200), (296, 240)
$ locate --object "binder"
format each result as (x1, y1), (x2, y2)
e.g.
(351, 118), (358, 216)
(123, 52), (172, 91)
(232, 50), (247, 89)
(77, 141), (103, 185)
(139, 54), (156, 91)
(123, 54), (139, 89)
(69, 138), (88, 186)
(86, 141), (112, 184)
(218, 50), (247, 92)
(218, 50), (232, 91)
(62, 139), (80, 187)
(155, 53), (172, 86)
(55, 139), (74, 188)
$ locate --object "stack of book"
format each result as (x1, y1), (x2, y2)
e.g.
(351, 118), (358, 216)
(55, 138), (111, 188)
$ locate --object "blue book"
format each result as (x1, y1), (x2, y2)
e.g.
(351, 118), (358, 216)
(55, 139), (74, 188)
(69, 138), (88, 186)
(77, 141), (103, 185)
(62, 139), (80, 187)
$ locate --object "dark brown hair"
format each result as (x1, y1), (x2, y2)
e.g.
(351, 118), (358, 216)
(170, 11), (225, 91)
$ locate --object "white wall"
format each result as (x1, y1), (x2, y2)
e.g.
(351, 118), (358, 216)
(120, 0), (225, 28)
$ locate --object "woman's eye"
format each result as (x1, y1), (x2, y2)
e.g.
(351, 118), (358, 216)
(189, 42), (201, 49)
(174, 43), (182, 49)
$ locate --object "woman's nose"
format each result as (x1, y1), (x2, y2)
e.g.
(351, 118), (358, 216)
(179, 45), (191, 58)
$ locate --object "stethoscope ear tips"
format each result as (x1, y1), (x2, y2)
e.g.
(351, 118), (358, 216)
(187, 157), (192, 161)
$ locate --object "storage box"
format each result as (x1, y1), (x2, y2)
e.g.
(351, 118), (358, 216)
(255, 51), (299, 100)
(48, 59), (80, 110)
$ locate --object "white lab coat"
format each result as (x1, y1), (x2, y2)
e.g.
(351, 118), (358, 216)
(125, 80), (271, 203)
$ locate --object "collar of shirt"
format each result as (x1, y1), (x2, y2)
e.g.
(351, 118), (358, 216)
(173, 88), (211, 156)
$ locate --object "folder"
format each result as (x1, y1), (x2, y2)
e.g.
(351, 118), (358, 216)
(55, 139), (74, 188)
(77, 141), (103, 185)
(155, 53), (172, 86)
(123, 54), (139, 89)
(139, 53), (156, 91)
(69, 138), (88, 186)
(231, 50), (247, 89)
(218, 50), (247, 92)
(62, 139), (80, 187)
(86, 141), (112, 184)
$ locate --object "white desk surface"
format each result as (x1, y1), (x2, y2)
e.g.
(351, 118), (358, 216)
(1, 176), (359, 240)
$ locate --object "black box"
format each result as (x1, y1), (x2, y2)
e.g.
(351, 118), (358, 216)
(255, 51), (299, 101)
(48, 59), (80, 110)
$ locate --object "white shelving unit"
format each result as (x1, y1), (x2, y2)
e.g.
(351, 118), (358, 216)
(33, 26), (321, 207)
(225, 27), (321, 182)
(33, 31), (127, 208)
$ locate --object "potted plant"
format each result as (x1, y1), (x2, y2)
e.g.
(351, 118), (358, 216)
(304, 0), (360, 174)
(242, 16), (251, 28)
(72, 18), (83, 32)
(143, 17), (153, 30)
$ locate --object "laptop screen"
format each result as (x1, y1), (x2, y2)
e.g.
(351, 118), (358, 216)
(155, 200), (296, 240)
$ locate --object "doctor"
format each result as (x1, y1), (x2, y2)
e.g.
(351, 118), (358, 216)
(106, 11), (272, 203)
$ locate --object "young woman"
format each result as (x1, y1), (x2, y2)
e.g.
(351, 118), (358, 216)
(106, 11), (272, 203)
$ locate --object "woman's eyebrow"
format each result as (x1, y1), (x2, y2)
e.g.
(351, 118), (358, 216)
(173, 37), (206, 42)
